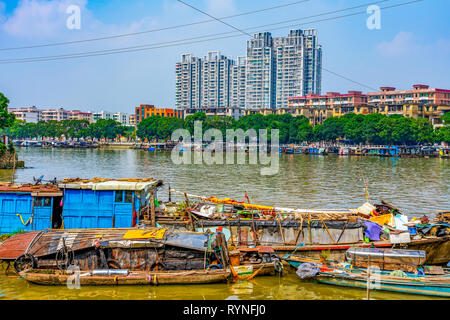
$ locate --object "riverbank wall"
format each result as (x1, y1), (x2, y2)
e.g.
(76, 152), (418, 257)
(0, 151), (24, 169)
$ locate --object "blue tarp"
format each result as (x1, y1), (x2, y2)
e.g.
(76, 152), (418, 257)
(364, 221), (382, 241)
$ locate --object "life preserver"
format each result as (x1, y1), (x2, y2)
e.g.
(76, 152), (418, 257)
(14, 254), (37, 273)
(206, 264), (223, 270)
(274, 260), (283, 274)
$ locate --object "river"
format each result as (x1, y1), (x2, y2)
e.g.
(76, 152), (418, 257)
(0, 147), (448, 300)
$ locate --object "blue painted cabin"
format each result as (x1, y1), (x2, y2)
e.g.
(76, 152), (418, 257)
(0, 179), (161, 234)
(0, 186), (63, 234)
(58, 179), (159, 229)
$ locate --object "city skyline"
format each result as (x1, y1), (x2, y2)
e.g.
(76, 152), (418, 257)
(1, 0), (449, 112)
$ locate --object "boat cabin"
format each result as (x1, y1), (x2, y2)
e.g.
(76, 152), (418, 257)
(58, 178), (162, 229)
(0, 184), (63, 234)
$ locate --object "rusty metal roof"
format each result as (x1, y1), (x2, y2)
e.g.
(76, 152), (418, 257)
(0, 183), (60, 194)
(0, 231), (41, 260)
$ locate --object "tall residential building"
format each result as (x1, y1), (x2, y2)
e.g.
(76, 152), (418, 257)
(245, 32), (276, 110)
(175, 29), (322, 110)
(274, 29), (322, 108)
(200, 51), (233, 108)
(175, 54), (202, 110)
(230, 56), (247, 108)
(175, 52), (233, 110)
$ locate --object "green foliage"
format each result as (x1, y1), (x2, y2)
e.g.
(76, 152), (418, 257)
(3, 118), (132, 140)
(0, 143), (6, 156)
(0, 93), (16, 130)
(442, 112), (450, 125)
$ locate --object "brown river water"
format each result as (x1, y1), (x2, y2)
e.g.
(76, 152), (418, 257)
(0, 147), (448, 300)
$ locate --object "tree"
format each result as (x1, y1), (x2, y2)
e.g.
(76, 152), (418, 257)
(184, 112), (207, 135)
(0, 93), (15, 130)
(412, 118), (435, 144)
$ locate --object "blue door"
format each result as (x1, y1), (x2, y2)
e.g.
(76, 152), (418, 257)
(32, 196), (53, 230)
(113, 190), (134, 228)
(0, 193), (33, 234)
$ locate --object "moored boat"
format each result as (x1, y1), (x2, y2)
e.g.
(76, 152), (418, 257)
(20, 268), (232, 286)
(291, 248), (450, 298)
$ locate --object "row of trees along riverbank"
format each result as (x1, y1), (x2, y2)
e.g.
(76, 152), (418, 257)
(3, 110), (450, 145)
(137, 112), (450, 145)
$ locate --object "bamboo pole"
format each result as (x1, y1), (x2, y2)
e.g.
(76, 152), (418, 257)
(150, 189), (156, 227)
(308, 213), (312, 245)
(294, 216), (304, 245)
(184, 193), (195, 232)
(366, 255), (371, 300)
(277, 213), (286, 245)
(318, 215), (336, 244)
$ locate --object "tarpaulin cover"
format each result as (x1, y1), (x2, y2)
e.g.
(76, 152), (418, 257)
(59, 181), (159, 191)
(364, 221), (382, 241)
(296, 263), (321, 279)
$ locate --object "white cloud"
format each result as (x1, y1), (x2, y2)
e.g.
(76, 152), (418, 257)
(377, 31), (415, 57)
(377, 32), (450, 59)
(1, 0), (88, 38)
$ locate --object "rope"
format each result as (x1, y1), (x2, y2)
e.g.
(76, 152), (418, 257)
(16, 214), (31, 226)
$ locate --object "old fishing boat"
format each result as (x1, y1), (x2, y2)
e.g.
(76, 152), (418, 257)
(292, 248), (450, 298)
(0, 227), (280, 285)
(0, 228), (228, 273)
(151, 190), (450, 265)
(20, 269), (232, 286)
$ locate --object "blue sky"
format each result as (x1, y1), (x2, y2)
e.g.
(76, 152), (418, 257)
(0, 0), (449, 113)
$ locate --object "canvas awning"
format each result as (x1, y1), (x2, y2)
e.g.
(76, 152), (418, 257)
(58, 178), (162, 191)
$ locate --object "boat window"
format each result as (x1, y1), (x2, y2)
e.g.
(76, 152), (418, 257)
(34, 197), (52, 207)
(115, 191), (123, 203)
(124, 191), (133, 203)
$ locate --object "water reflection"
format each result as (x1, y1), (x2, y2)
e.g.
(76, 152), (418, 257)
(3, 148), (447, 216)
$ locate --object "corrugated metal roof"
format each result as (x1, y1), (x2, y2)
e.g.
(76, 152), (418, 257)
(0, 231), (41, 260)
(58, 177), (163, 191)
(0, 183), (60, 194)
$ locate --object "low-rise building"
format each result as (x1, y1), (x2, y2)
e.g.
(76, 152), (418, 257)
(368, 85), (450, 126)
(129, 114), (136, 127)
(8, 106), (42, 123)
(41, 108), (69, 122)
(184, 106), (244, 120)
(69, 110), (92, 122)
(135, 105), (183, 128)
(112, 112), (129, 126)
(91, 110), (113, 122)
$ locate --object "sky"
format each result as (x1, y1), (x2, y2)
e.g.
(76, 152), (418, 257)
(0, 0), (449, 114)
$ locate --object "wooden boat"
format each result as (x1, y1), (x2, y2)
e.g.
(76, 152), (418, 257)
(19, 262), (277, 286)
(20, 268), (231, 286)
(290, 248), (450, 298)
(314, 268), (450, 298)
(153, 191), (450, 265)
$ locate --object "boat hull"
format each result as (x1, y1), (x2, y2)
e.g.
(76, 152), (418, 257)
(21, 269), (232, 286)
(315, 272), (450, 298)
(273, 236), (450, 265)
